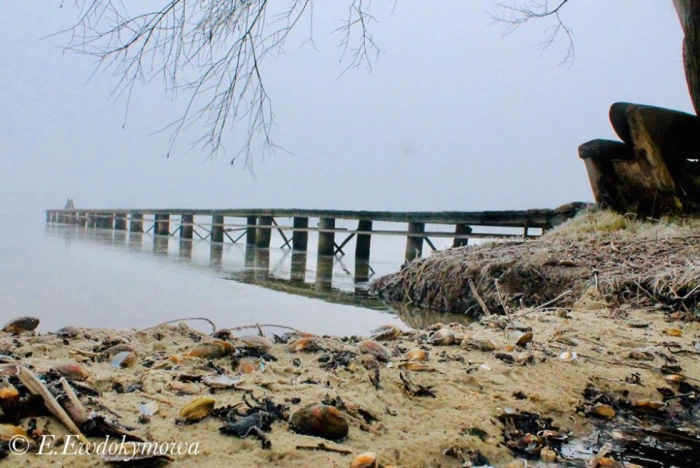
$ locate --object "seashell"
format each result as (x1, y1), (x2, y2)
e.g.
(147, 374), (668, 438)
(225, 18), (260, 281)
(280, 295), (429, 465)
(238, 335), (274, 351)
(103, 344), (135, 357)
(505, 460), (527, 468)
(511, 331), (533, 348)
(664, 374), (685, 384)
(427, 328), (455, 346)
(452, 332), (469, 345)
(287, 337), (318, 353)
(139, 401), (159, 416)
(56, 326), (80, 338)
(237, 358), (260, 374)
(627, 318), (650, 328)
(628, 350), (655, 361)
(514, 352), (530, 364)
(2, 316), (40, 334)
(184, 341), (232, 360)
(591, 403), (616, 418)
(663, 328), (683, 337)
(179, 396), (215, 422)
(462, 339), (497, 352)
(55, 362), (90, 381)
(540, 447), (557, 463)
(405, 349), (429, 362)
(0, 423), (29, 441)
(559, 351), (578, 362)
(111, 351), (137, 368)
(632, 399), (666, 410)
(397, 362), (435, 372)
(370, 324), (402, 341)
(168, 381), (202, 395)
(357, 354), (379, 371)
(358, 340), (390, 362)
(289, 403), (349, 440)
(351, 452), (378, 468)
(538, 430), (568, 441)
(0, 380), (20, 421)
(202, 374), (242, 389)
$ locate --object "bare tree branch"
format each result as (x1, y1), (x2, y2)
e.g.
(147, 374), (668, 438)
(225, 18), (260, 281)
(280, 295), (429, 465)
(489, 0), (575, 65)
(53, 1), (576, 169)
(56, 0), (383, 170)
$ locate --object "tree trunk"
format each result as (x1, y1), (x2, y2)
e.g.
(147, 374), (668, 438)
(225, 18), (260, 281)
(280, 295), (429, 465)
(674, 0), (700, 115)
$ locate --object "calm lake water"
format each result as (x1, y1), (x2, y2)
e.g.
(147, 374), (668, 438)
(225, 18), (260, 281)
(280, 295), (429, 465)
(1, 214), (475, 336)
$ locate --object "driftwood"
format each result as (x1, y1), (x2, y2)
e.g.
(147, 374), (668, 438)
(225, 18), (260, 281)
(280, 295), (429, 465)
(674, 0), (700, 116)
(579, 102), (700, 217)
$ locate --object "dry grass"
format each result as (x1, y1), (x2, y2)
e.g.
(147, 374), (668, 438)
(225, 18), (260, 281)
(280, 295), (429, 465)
(371, 210), (700, 317)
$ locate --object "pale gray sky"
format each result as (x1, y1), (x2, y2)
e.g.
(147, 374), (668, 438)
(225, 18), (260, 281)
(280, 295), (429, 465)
(0, 1), (691, 216)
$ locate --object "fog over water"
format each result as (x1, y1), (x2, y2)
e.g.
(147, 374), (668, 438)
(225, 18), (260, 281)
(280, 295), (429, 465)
(0, 2), (691, 331)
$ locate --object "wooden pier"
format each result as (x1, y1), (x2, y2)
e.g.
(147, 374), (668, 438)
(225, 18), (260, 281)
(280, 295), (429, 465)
(45, 204), (586, 264)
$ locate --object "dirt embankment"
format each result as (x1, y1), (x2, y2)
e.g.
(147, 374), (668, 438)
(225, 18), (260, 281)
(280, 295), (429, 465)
(371, 211), (700, 318)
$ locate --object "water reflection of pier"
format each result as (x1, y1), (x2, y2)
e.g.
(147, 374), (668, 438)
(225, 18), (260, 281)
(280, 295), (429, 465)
(49, 224), (388, 312)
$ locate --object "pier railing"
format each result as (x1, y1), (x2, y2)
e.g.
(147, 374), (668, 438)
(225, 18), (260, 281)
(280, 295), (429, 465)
(45, 203), (588, 263)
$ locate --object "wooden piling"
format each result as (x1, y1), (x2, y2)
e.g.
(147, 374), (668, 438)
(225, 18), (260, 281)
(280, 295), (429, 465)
(181, 214), (194, 239)
(130, 213), (144, 233)
(153, 235), (168, 254)
(315, 256), (333, 291)
(114, 214), (127, 230)
(210, 243), (223, 268)
(211, 215), (224, 243)
(292, 217), (309, 251)
(99, 214), (114, 230)
(246, 216), (257, 245)
(154, 214), (170, 236)
(355, 260), (370, 284)
(405, 222), (425, 262)
(355, 220), (372, 261)
(291, 251), (307, 283)
(256, 216), (273, 248)
(254, 248), (271, 278)
(453, 224), (472, 247)
(318, 218), (336, 256)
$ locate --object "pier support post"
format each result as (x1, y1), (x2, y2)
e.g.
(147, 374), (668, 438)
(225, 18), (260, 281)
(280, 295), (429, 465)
(211, 215), (224, 243)
(179, 239), (192, 259)
(405, 222), (425, 262)
(355, 220), (372, 261)
(114, 214), (127, 230)
(318, 218), (335, 256)
(181, 214), (194, 239)
(210, 243), (223, 268)
(86, 213), (93, 227)
(45, 212), (50, 223)
(246, 216), (257, 245)
(99, 214), (114, 230)
(154, 214), (170, 236)
(130, 214), (143, 233)
(453, 224), (472, 248)
(315, 256), (333, 291)
(254, 248), (270, 279)
(291, 251), (307, 283)
(292, 217), (309, 251)
(256, 216), (273, 248)
(153, 235), (168, 254)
